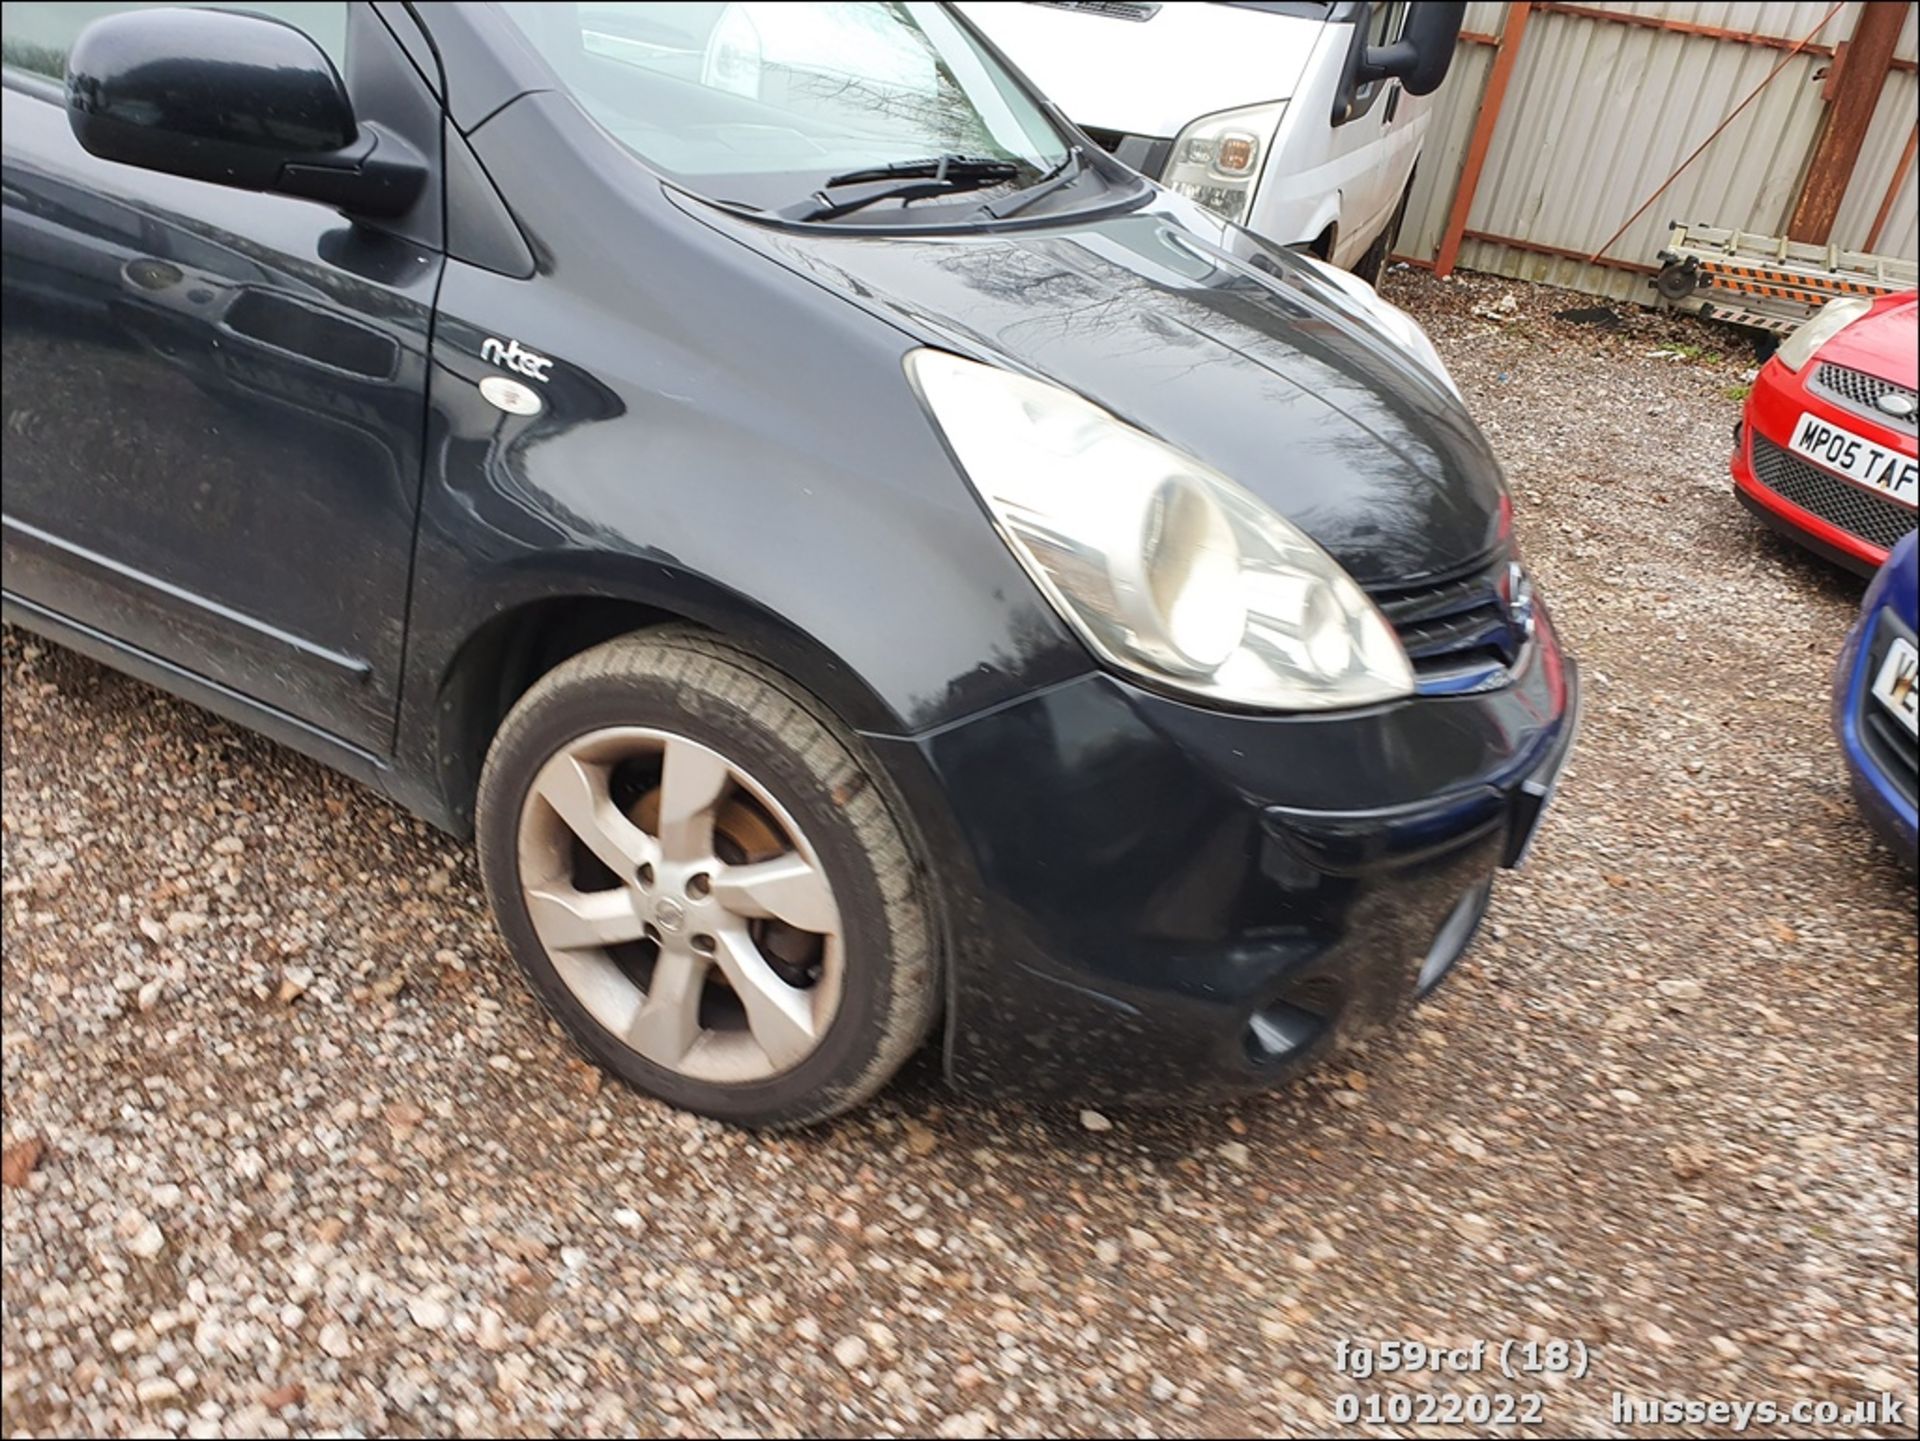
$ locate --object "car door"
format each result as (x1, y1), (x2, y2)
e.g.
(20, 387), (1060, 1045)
(1328, 0), (1411, 265)
(1372, 0), (1429, 233)
(0, 1), (443, 755)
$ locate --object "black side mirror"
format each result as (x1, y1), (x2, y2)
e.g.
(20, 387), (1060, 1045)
(66, 7), (425, 218)
(1355, 2), (1465, 97)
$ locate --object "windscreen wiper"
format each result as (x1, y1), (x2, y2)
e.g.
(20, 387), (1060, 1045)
(973, 145), (1085, 220)
(777, 154), (1023, 223)
(821, 154), (1021, 188)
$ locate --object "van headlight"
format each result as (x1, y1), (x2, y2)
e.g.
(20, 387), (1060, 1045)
(1775, 296), (1872, 372)
(907, 350), (1414, 711)
(1163, 102), (1283, 225)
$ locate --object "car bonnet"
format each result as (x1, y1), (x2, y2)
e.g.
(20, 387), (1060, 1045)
(1822, 292), (1919, 390)
(688, 193), (1510, 590)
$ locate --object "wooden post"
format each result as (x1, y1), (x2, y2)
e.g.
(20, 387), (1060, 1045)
(1787, 0), (1908, 244)
(1435, 2), (1533, 278)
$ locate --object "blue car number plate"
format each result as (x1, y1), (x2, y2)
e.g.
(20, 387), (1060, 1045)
(1871, 635), (1919, 739)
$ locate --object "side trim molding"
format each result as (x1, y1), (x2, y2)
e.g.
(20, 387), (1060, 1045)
(1, 590), (391, 785)
(1, 516), (373, 678)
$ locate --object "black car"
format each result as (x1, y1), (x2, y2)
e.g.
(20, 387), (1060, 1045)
(1, 0), (1576, 1127)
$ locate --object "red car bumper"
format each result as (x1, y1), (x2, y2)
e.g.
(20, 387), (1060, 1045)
(1731, 351), (1918, 576)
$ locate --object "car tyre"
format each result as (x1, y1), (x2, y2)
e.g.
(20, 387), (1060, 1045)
(1351, 179), (1413, 286)
(475, 628), (939, 1128)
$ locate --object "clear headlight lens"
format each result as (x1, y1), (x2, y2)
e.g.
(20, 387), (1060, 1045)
(1294, 251), (1464, 403)
(701, 4), (763, 98)
(907, 350), (1414, 711)
(1163, 101), (1284, 225)
(1775, 296), (1872, 372)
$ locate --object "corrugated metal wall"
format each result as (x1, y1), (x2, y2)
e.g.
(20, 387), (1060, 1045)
(1398, 3), (1506, 261)
(1833, 5), (1919, 254)
(1397, 2), (1920, 304)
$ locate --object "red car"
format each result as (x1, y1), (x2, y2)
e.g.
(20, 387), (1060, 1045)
(1733, 291), (1918, 575)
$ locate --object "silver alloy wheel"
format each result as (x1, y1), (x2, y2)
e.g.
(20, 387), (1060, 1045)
(514, 726), (844, 1084)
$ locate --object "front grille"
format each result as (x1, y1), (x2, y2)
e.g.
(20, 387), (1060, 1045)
(1373, 555), (1525, 688)
(1028, 0), (1161, 18)
(1859, 612), (1919, 808)
(1811, 363), (1917, 432)
(1079, 126), (1173, 180)
(1750, 433), (1917, 552)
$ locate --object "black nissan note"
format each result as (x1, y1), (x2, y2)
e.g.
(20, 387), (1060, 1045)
(0, 0), (1578, 1126)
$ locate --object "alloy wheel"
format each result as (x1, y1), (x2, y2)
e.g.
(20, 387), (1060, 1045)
(514, 726), (844, 1083)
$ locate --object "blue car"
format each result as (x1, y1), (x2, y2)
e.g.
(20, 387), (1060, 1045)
(1836, 532), (1919, 865)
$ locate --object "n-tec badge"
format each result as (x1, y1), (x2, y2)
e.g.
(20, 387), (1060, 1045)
(1874, 391), (1916, 419)
(480, 335), (553, 382)
(479, 374), (543, 416)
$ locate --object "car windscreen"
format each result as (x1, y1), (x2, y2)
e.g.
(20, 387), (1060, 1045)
(496, 2), (1079, 222)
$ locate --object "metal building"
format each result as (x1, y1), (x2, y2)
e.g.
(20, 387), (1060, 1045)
(1394, 2), (1919, 303)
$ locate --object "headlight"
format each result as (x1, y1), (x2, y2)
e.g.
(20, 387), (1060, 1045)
(1163, 102), (1283, 225)
(907, 350), (1414, 711)
(1776, 296), (1872, 372)
(1295, 252), (1464, 403)
(701, 4), (763, 98)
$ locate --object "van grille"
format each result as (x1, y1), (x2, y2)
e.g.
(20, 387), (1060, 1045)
(1028, 1), (1161, 18)
(1750, 433), (1917, 553)
(1079, 126), (1173, 180)
(1810, 363), (1917, 432)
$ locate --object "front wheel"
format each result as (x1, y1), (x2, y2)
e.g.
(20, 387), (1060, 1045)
(1351, 180), (1414, 285)
(475, 629), (939, 1128)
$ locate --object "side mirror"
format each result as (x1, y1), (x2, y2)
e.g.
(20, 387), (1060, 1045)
(1354, 2), (1465, 97)
(65, 7), (425, 218)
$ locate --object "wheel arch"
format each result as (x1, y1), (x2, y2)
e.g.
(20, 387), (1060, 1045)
(391, 562), (905, 837)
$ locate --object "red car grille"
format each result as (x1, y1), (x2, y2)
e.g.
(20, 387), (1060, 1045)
(1811, 363), (1917, 433)
(1750, 433), (1917, 553)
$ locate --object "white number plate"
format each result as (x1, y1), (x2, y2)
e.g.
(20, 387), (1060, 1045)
(1789, 412), (1919, 508)
(1871, 635), (1919, 739)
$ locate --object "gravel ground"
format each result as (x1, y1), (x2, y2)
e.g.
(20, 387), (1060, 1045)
(3, 268), (1916, 1440)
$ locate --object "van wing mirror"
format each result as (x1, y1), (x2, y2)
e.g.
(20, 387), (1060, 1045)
(1354, 1), (1465, 97)
(65, 7), (425, 218)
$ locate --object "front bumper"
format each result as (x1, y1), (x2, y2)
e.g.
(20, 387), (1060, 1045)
(1732, 427), (1885, 577)
(1835, 605), (1919, 866)
(1730, 362), (1917, 576)
(871, 601), (1580, 1104)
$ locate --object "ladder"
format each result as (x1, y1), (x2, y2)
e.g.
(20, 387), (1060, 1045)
(1654, 222), (1919, 333)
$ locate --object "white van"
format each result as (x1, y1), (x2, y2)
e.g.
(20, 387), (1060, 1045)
(960, 1), (1464, 279)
